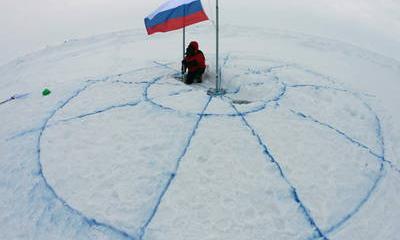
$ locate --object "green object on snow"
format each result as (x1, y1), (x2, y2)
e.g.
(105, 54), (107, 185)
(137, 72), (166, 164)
(42, 88), (51, 96)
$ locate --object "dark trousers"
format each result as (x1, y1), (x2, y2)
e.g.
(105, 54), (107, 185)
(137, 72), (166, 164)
(185, 68), (205, 85)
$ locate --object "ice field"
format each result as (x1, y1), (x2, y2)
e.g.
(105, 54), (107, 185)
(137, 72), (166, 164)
(1, 24), (400, 239)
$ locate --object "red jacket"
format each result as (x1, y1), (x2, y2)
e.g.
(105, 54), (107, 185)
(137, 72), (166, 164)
(184, 41), (206, 73)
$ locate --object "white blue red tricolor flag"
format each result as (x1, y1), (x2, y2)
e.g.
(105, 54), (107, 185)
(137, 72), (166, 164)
(145, 0), (209, 35)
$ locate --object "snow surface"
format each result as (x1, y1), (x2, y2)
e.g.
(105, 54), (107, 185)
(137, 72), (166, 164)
(1, 23), (400, 239)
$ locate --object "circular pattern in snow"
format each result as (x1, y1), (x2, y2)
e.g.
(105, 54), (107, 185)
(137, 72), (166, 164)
(146, 72), (284, 117)
(39, 54), (387, 240)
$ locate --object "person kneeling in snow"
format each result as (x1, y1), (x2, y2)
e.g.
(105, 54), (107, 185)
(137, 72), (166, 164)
(182, 41), (206, 85)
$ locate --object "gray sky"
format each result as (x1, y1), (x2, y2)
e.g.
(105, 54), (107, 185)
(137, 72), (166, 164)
(1, 0), (399, 65)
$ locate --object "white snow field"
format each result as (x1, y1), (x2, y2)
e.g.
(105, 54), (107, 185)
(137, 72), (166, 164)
(1, 23), (400, 240)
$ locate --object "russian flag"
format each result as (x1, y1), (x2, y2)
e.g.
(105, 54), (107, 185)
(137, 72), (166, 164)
(145, 0), (209, 35)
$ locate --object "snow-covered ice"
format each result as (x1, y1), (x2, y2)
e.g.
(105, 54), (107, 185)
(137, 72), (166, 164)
(1, 21), (400, 240)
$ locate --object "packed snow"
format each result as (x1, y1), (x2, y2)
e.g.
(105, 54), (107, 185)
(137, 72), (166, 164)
(1, 7), (400, 240)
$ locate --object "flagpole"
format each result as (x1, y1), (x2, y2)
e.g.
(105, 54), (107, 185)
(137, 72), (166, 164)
(182, 26), (186, 75)
(208, 0), (225, 96)
(216, 0), (220, 91)
(182, 3), (186, 76)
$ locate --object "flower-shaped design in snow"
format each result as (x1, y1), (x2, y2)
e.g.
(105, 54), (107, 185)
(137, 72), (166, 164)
(39, 55), (388, 240)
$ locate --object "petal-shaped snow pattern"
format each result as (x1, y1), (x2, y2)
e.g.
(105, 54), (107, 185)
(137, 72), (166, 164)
(41, 102), (201, 238)
(144, 115), (314, 240)
(245, 107), (382, 231)
(280, 86), (381, 155)
(49, 81), (143, 124)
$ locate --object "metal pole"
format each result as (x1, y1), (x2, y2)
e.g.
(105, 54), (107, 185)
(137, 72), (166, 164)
(182, 27), (186, 75)
(207, 0), (225, 96)
(216, 0), (220, 91)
